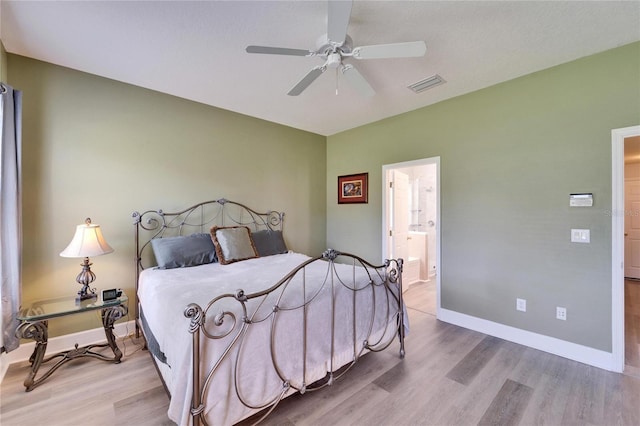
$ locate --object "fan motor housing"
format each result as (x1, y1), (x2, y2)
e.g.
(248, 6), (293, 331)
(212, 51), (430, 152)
(316, 34), (353, 57)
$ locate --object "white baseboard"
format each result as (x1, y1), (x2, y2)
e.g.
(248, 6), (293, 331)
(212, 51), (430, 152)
(438, 308), (617, 372)
(0, 320), (136, 384)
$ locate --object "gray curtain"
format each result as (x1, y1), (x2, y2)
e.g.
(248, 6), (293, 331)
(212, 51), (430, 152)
(0, 83), (22, 353)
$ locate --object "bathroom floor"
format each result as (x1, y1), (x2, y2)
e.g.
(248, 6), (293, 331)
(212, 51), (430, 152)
(403, 279), (436, 316)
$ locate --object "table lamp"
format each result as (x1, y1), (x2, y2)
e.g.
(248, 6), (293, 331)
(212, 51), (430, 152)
(60, 218), (114, 301)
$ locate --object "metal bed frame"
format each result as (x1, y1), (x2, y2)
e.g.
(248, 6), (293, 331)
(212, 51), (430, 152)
(132, 199), (405, 425)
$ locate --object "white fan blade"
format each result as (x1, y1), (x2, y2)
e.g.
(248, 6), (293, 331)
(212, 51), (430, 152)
(288, 66), (326, 96)
(341, 64), (374, 97)
(246, 46), (312, 56)
(327, 0), (353, 46)
(352, 41), (427, 59)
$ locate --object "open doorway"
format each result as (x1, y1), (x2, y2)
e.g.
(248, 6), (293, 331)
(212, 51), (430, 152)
(612, 125), (640, 374)
(623, 135), (640, 376)
(382, 157), (440, 318)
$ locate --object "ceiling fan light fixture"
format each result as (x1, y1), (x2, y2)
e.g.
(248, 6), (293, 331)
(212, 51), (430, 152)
(327, 52), (342, 69)
(408, 74), (446, 93)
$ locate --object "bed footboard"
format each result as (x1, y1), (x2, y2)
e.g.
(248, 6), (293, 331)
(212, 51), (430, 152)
(184, 249), (405, 426)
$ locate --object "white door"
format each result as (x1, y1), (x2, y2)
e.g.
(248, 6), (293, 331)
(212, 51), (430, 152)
(624, 179), (640, 278)
(390, 170), (410, 262)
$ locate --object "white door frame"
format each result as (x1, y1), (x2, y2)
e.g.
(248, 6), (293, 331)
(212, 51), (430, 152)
(612, 125), (640, 373)
(382, 156), (441, 318)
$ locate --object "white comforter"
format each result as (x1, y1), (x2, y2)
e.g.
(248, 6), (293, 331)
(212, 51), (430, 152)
(139, 252), (401, 426)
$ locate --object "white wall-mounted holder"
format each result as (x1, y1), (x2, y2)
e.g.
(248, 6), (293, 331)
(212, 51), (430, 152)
(570, 193), (593, 207)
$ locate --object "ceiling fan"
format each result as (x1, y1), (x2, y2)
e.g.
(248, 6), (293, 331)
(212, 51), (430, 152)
(245, 0), (427, 97)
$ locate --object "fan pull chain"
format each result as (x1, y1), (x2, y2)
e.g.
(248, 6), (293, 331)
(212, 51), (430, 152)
(335, 67), (339, 96)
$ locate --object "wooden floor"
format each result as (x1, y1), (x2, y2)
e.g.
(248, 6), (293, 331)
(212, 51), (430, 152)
(403, 279), (437, 316)
(2, 280), (639, 426)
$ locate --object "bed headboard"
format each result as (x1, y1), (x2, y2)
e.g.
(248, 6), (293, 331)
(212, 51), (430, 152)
(131, 199), (284, 336)
(132, 198), (284, 272)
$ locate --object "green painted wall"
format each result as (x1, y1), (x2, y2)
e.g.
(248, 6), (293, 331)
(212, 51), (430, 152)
(8, 55), (326, 337)
(8, 42), (640, 350)
(327, 42), (640, 352)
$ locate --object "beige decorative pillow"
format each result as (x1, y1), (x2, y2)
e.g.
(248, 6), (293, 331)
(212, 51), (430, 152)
(210, 226), (259, 265)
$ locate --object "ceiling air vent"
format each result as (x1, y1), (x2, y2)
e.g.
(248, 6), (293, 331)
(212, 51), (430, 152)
(408, 74), (445, 93)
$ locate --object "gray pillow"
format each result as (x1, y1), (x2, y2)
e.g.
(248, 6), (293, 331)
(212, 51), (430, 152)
(151, 233), (217, 269)
(210, 226), (259, 265)
(251, 230), (288, 257)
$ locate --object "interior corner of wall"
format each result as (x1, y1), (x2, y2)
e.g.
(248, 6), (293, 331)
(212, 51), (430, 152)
(0, 38), (7, 82)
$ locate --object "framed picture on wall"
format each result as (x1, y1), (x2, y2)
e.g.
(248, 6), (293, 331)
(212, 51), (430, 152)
(338, 173), (368, 204)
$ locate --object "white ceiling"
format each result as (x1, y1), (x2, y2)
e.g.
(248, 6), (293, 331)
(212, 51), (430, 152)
(2, 1), (639, 136)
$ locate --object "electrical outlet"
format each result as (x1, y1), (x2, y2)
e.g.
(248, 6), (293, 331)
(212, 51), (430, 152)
(516, 298), (527, 312)
(556, 306), (567, 320)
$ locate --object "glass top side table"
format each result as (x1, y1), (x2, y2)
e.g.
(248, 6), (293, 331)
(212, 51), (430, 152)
(16, 293), (128, 391)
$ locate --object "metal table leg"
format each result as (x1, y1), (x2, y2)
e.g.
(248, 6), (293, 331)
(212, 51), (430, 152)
(15, 304), (128, 391)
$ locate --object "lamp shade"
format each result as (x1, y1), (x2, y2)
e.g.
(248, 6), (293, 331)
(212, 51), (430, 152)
(60, 218), (114, 258)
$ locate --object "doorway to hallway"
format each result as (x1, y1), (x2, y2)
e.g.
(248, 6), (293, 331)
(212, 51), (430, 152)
(612, 125), (640, 373)
(382, 157), (440, 318)
(623, 134), (640, 376)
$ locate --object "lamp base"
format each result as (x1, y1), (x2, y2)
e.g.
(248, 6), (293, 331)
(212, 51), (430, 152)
(76, 290), (97, 303)
(75, 257), (97, 302)
(76, 281), (97, 303)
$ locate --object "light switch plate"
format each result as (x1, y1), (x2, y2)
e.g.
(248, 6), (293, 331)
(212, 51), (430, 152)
(571, 229), (590, 243)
